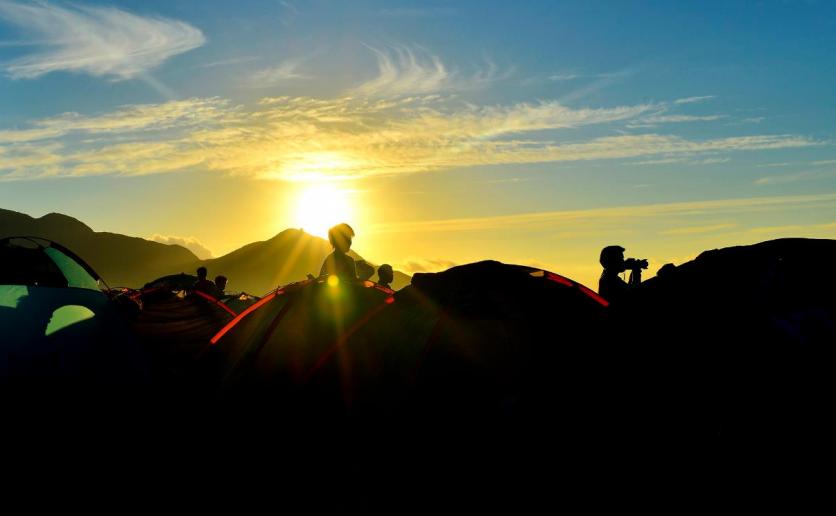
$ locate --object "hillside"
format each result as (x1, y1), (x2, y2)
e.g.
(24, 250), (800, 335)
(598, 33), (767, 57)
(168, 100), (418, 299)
(0, 208), (411, 292)
(0, 208), (198, 287)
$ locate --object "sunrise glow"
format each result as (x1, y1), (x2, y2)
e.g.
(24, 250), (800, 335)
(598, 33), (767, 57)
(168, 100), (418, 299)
(0, 1), (834, 288)
(290, 183), (356, 239)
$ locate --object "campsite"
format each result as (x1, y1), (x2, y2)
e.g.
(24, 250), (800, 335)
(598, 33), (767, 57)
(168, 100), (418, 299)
(2, 0), (834, 510)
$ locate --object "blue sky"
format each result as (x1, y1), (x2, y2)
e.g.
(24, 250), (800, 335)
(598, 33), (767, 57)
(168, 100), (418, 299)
(0, 0), (834, 287)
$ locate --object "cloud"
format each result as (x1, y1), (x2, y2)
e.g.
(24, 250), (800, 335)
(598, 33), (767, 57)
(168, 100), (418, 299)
(548, 73), (583, 81)
(486, 177), (534, 184)
(368, 193), (836, 235)
(149, 234), (214, 259)
(248, 58), (311, 86)
(637, 114), (725, 124)
(378, 7), (457, 17)
(353, 46), (503, 96)
(674, 95), (716, 104)
(196, 56), (259, 69)
(746, 221), (836, 236)
(632, 156), (730, 166)
(754, 168), (836, 186)
(659, 223), (737, 235)
(0, 1), (205, 80)
(0, 94), (819, 182)
(548, 71), (625, 82)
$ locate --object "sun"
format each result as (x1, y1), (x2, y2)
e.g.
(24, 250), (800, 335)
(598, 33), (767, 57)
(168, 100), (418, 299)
(291, 183), (355, 239)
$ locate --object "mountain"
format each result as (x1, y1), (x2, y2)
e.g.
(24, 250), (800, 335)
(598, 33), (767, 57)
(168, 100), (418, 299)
(0, 208), (197, 288)
(0, 208), (411, 293)
(202, 229), (411, 294)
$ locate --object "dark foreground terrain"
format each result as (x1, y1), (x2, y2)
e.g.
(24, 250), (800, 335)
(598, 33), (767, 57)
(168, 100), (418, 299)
(2, 237), (833, 510)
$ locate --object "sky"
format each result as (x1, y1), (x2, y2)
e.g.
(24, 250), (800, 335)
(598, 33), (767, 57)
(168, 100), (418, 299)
(0, 0), (835, 288)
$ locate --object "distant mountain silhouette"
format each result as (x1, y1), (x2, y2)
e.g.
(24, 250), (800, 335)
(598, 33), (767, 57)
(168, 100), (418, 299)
(0, 208), (197, 287)
(0, 208), (410, 293)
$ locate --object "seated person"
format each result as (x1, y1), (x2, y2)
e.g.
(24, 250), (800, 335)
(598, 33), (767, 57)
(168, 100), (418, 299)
(377, 264), (394, 289)
(214, 275), (228, 298)
(319, 223), (358, 280)
(192, 266), (215, 293)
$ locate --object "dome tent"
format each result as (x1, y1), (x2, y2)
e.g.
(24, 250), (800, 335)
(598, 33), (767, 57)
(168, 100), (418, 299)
(1, 236), (112, 343)
(0, 236), (149, 396)
(203, 275), (395, 410)
(202, 261), (610, 424)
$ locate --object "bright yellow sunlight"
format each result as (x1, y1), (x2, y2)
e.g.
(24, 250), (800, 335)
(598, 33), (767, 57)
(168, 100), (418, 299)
(291, 182), (356, 239)
(278, 151), (366, 182)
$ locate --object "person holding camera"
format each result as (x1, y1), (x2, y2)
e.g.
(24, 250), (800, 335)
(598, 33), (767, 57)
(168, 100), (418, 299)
(598, 245), (648, 304)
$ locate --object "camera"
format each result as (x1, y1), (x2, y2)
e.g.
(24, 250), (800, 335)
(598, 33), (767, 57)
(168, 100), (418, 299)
(624, 258), (649, 271)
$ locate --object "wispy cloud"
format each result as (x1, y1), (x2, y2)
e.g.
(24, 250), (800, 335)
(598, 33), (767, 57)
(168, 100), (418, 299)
(368, 193), (836, 235)
(486, 177), (534, 184)
(758, 159), (836, 168)
(196, 56), (259, 69)
(278, 0), (300, 27)
(353, 46), (504, 96)
(632, 156), (731, 166)
(378, 7), (456, 17)
(248, 58), (311, 86)
(659, 223), (737, 235)
(755, 168), (836, 186)
(674, 95), (716, 104)
(149, 234), (214, 259)
(548, 71), (625, 82)
(638, 114), (726, 124)
(557, 68), (637, 104)
(0, 94), (819, 182)
(747, 221), (836, 235)
(0, 1), (205, 80)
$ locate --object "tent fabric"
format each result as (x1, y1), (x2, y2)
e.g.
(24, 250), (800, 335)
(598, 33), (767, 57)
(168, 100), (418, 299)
(133, 290), (235, 355)
(0, 236), (105, 290)
(143, 273), (198, 291)
(207, 277), (394, 402)
(0, 237), (149, 396)
(199, 262), (608, 421)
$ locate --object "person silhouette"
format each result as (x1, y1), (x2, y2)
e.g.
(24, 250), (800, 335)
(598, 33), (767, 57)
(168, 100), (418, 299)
(320, 223), (358, 280)
(214, 275), (228, 298)
(377, 264), (393, 289)
(598, 245), (646, 304)
(192, 266), (215, 293)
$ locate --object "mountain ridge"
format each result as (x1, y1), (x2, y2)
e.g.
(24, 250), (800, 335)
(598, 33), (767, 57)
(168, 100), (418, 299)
(0, 208), (411, 293)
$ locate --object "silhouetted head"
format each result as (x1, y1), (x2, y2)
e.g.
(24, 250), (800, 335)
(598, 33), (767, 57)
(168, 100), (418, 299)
(600, 245), (626, 272)
(657, 263), (676, 279)
(215, 275), (228, 291)
(328, 223), (354, 253)
(378, 264), (393, 286)
(197, 266), (208, 279)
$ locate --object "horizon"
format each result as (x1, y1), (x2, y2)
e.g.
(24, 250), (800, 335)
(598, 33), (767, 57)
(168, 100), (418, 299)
(1, 0), (835, 290)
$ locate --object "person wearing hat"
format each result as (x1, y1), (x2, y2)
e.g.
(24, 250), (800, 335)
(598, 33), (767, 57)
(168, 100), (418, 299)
(598, 245), (645, 304)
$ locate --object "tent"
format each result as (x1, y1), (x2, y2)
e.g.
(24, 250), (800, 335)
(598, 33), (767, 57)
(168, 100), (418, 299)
(202, 261), (609, 422)
(0, 236), (149, 395)
(204, 275), (395, 408)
